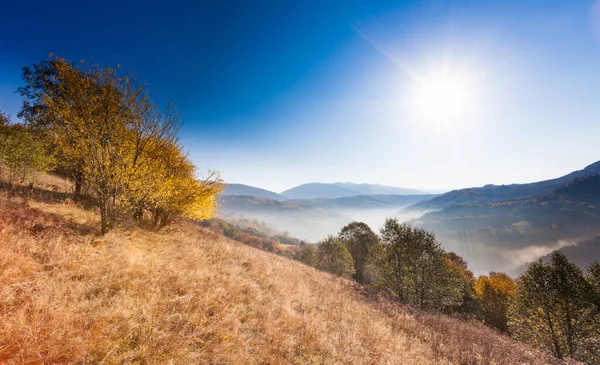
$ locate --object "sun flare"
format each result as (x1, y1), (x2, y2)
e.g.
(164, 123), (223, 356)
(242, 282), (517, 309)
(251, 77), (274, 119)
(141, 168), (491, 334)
(411, 71), (475, 125)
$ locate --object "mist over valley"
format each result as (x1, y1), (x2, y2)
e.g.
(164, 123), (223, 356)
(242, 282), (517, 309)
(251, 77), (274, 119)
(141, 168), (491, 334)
(221, 162), (600, 275)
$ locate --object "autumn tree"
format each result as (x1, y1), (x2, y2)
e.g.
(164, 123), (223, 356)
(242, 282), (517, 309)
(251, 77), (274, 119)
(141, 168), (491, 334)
(18, 58), (88, 196)
(446, 252), (478, 315)
(474, 272), (515, 332)
(18, 56), (222, 234)
(316, 236), (355, 278)
(338, 221), (380, 283)
(509, 252), (598, 362)
(123, 138), (222, 230)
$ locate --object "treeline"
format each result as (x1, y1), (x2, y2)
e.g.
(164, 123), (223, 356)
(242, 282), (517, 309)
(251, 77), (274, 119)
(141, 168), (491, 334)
(200, 217), (305, 258)
(298, 219), (600, 364)
(0, 56), (223, 233)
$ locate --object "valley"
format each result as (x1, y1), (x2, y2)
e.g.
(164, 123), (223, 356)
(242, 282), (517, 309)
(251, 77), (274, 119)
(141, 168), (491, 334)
(221, 162), (600, 275)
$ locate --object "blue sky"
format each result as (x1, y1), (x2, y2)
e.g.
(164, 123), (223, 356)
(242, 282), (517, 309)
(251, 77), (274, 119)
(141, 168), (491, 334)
(1, 0), (600, 192)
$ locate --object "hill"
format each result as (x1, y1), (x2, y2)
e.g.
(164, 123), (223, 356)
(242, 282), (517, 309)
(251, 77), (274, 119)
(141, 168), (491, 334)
(222, 183), (285, 200)
(288, 194), (436, 209)
(333, 182), (427, 196)
(416, 174), (600, 274)
(411, 160), (600, 210)
(281, 182), (426, 199)
(0, 190), (565, 364)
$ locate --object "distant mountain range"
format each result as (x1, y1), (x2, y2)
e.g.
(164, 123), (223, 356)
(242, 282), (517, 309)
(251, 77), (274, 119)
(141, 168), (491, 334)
(223, 182), (428, 200)
(287, 194), (436, 209)
(222, 194), (437, 212)
(223, 183), (286, 201)
(416, 173), (600, 274)
(281, 182), (427, 199)
(410, 161), (600, 210)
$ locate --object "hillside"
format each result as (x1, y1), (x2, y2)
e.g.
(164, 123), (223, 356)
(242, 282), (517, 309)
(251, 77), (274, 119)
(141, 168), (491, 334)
(416, 174), (600, 274)
(281, 182), (426, 199)
(223, 183), (285, 201)
(411, 160), (600, 210)
(0, 190), (567, 364)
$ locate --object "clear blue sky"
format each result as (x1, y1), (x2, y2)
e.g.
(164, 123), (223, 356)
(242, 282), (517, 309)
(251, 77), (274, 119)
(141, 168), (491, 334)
(1, 0), (599, 192)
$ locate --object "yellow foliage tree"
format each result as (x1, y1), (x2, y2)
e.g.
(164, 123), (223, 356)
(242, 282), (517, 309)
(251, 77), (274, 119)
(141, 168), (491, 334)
(18, 55), (223, 234)
(128, 140), (223, 230)
(474, 272), (516, 332)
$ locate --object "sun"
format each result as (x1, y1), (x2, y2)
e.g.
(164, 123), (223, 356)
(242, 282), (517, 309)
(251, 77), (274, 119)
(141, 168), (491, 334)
(410, 71), (475, 126)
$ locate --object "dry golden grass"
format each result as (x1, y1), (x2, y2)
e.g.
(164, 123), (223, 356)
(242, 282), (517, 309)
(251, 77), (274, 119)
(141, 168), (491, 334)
(0, 189), (575, 364)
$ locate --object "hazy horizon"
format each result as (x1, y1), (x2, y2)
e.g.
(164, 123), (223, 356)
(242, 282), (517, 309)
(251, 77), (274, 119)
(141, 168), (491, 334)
(227, 157), (596, 193)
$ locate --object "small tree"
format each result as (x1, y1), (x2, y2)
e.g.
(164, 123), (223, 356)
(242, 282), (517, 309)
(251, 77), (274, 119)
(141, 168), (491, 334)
(338, 221), (380, 283)
(376, 218), (462, 310)
(474, 272), (515, 332)
(316, 236), (355, 278)
(446, 252), (478, 315)
(509, 252), (598, 362)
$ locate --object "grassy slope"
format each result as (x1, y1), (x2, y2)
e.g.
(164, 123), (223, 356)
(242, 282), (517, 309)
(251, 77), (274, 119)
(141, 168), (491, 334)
(0, 188), (571, 364)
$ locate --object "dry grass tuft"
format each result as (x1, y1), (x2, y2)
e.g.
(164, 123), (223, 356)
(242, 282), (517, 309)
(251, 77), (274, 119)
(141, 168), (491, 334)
(0, 189), (575, 364)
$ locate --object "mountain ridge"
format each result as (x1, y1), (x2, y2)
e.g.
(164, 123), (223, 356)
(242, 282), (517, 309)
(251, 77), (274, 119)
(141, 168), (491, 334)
(281, 182), (427, 199)
(222, 183), (286, 201)
(410, 160), (600, 210)
(416, 174), (600, 274)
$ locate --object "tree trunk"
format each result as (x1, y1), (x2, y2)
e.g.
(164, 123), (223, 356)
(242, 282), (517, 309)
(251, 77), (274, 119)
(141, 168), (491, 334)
(100, 201), (108, 235)
(564, 300), (575, 356)
(544, 307), (563, 359)
(74, 171), (82, 199)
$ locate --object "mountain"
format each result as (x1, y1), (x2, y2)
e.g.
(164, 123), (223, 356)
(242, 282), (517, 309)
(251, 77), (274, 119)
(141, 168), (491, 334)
(223, 183), (285, 201)
(287, 194), (437, 209)
(281, 183), (360, 199)
(281, 182), (426, 199)
(416, 174), (600, 274)
(410, 160), (600, 210)
(220, 195), (306, 212)
(333, 182), (427, 196)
